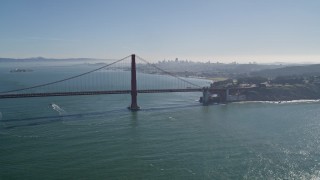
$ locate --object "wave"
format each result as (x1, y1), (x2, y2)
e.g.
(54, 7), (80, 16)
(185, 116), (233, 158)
(0, 103), (203, 129)
(234, 99), (320, 105)
(140, 104), (201, 112)
(0, 108), (127, 123)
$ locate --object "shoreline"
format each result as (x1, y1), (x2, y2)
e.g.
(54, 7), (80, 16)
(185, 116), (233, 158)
(242, 84), (320, 102)
(233, 99), (320, 104)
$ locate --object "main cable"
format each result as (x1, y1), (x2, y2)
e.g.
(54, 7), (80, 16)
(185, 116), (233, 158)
(136, 55), (201, 88)
(0, 55), (131, 94)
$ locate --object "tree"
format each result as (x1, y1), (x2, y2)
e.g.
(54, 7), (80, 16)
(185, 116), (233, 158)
(237, 76), (268, 85)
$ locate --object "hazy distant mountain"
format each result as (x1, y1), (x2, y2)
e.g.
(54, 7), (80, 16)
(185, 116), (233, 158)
(252, 64), (320, 78)
(3, 57), (319, 79)
(152, 61), (285, 74)
(0, 57), (101, 62)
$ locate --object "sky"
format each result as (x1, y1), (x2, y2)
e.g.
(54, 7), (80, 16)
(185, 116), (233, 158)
(0, 0), (319, 63)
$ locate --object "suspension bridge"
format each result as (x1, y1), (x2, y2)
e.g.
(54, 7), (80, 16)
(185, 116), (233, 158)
(0, 54), (216, 111)
(0, 54), (252, 110)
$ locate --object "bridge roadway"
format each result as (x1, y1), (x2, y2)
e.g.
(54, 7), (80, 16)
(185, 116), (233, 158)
(0, 87), (253, 99)
(0, 88), (203, 99)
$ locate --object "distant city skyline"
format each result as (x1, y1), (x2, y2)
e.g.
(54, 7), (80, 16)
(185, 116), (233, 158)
(0, 0), (319, 63)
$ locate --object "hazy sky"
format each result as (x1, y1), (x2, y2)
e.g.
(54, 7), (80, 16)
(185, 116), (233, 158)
(0, 0), (319, 63)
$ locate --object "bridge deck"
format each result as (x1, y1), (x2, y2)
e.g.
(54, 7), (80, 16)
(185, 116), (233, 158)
(0, 88), (203, 99)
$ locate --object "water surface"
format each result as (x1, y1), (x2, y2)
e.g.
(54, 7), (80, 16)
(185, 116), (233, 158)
(1, 62), (320, 179)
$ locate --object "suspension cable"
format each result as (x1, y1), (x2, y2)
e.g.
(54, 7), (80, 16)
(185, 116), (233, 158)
(0, 55), (131, 94)
(136, 55), (201, 88)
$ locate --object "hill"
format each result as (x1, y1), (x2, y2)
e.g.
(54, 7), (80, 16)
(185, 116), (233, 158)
(252, 64), (320, 78)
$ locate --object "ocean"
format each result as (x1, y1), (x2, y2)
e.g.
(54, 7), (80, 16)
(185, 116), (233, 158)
(1, 61), (320, 179)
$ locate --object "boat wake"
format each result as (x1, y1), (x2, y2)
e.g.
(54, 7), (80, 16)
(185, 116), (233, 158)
(50, 103), (66, 115)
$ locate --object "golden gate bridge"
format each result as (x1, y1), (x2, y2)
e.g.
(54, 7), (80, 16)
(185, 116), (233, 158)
(0, 54), (242, 110)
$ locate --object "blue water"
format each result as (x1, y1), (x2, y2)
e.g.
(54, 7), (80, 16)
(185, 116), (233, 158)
(1, 62), (320, 179)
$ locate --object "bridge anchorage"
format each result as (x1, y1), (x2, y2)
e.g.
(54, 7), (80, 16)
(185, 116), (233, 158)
(199, 86), (250, 105)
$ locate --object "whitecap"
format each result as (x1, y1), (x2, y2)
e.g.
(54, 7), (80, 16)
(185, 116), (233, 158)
(234, 99), (320, 105)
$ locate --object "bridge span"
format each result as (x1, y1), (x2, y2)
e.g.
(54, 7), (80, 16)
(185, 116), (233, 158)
(0, 88), (203, 99)
(0, 54), (249, 110)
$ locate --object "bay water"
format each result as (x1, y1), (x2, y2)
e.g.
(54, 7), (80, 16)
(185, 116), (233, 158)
(1, 62), (320, 179)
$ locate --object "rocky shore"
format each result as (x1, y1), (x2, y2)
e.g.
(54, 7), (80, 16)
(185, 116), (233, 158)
(243, 84), (320, 101)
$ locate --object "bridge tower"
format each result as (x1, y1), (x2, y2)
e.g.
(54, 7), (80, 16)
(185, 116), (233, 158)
(128, 54), (140, 111)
